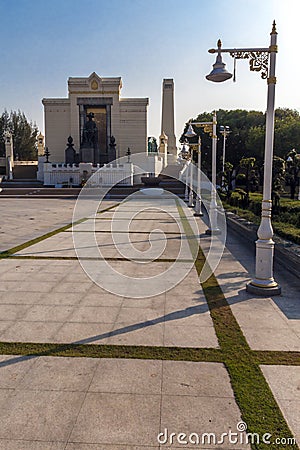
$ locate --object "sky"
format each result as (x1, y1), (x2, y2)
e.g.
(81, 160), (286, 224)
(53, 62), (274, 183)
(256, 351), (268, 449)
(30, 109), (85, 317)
(0, 0), (298, 143)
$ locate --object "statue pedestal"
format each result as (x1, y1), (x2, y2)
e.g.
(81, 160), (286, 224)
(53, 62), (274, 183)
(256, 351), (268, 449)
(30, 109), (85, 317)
(81, 146), (94, 163)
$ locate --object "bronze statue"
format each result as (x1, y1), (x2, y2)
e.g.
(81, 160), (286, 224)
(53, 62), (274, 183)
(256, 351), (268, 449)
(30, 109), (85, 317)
(82, 112), (98, 148)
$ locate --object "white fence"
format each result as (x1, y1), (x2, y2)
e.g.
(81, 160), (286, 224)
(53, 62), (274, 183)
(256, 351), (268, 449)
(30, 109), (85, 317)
(43, 162), (134, 187)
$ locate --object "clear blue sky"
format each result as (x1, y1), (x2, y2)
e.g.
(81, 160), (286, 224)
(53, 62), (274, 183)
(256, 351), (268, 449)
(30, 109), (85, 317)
(0, 0), (298, 142)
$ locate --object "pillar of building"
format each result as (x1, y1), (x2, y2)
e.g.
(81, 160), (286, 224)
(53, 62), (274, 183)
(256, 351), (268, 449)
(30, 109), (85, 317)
(161, 79), (177, 156)
(37, 132), (46, 182)
(37, 132), (45, 156)
(4, 131), (14, 180)
(159, 132), (168, 167)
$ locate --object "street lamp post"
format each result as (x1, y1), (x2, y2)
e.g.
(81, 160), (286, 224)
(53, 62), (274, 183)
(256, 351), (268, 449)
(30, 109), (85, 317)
(188, 146), (194, 207)
(180, 141), (190, 202)
(194, 136), (203, 216)
(206, 21), (281, 295)
(220, 125), (231, 190)
(185, 116), (219, 231)
(185, 124), (203, 216)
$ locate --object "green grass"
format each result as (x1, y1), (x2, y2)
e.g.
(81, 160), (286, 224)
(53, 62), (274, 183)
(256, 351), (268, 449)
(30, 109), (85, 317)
(272, 221), (300, 244)
(223, 204), (260, 224)
(0, 342), (222, 362)
(224, 195), (300, 244)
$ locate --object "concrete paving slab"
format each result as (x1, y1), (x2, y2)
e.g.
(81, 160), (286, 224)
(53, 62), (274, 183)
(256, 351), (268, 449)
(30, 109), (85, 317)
(67, 445), (158, 450)
(19, 356), (98, 391)
(37, 292), (86, 306)
(0, 355), (36, 389)
(79, 292), (124, 307)
(108, 322), (164, 346)
(261, 365), (300, 445)
(121, 294), (165, 310)
(22, 305), (75, 322)
(0, 198), (77, 251)
(0, 390), (85, 441)
(51, 322), (114, 345)
(116, 306), (166, 325)
(68, 305), (121, 323)
(73, 218), (184, 234)
(0, 321), (63, 343)
(0, 321), (15, 334)
(0, 201), (213, 348)
(89, 359), (162, 394)
(0, 280), (57, 293)
(0, 441), (66, 450)
(200, 234), (300, 352)
(160, 396), (249, 448)
(163, 306), (213, 328)
(239, 327), (300, 352)
(261, 365), (300, 401)
(162, 361), (233, 397)
(0, 356), (250, 448)
(69, 392), (161, 446)
(0, 291), (45, 305)
(164, 323), (219, 348)
(0, 304), (31, 320)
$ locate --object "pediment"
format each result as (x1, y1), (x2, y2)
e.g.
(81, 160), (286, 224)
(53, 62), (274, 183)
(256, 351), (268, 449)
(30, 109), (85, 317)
(88, 72), (102, 91)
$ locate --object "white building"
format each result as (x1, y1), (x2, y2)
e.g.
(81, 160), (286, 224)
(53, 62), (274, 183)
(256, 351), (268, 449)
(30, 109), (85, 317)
(42, 72), (149, 163)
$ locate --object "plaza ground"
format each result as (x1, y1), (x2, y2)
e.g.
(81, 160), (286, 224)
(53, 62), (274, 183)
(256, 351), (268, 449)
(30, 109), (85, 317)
(0, 197), (299, 449)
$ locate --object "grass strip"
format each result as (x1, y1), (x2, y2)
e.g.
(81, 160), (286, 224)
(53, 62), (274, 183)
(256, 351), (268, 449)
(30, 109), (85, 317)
(2, 255), (193, 263)
(68, 230), (182, 234)
(0, 342), (222, 363)
(254, 351), (300, 366)
(177, 201), (298, 449)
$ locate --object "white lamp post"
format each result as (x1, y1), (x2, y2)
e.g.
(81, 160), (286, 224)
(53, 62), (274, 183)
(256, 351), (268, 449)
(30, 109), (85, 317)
(188, 142), (194, 208)
(220, 125), (231, 190)
(180, 141), (190, 202)
(185, 117), (219, 231)
(206, 21), (281, 295)
(185, 124), (203, 216)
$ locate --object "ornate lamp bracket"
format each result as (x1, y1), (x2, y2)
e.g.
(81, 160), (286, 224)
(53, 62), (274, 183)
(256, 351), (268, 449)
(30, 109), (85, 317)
(229, 49), (269, 79)
(193, 122), (213, 137)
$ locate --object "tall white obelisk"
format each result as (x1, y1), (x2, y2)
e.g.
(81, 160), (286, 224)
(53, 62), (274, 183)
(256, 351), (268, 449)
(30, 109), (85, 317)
(161, 79), (177, 156)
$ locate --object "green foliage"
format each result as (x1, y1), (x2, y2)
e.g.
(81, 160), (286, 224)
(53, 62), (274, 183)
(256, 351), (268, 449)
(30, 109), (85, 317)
(285, 148), (300, 199)
(219, 161), (234, 198)
(0, 110), (39, 160)
(236, 157), (259, 206)
(226, 191), (300, 244)
(272, 221), (300, 245)
(147, 136), (158, 153)
(181, 108), (300, 168)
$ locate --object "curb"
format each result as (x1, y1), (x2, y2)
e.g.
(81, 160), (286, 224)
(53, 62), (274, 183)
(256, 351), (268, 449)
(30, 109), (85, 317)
(226, 212), (300, 280)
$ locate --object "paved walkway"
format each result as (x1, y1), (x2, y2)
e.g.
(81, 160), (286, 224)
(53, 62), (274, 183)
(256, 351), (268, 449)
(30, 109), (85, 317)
(0, 196), (299, 449)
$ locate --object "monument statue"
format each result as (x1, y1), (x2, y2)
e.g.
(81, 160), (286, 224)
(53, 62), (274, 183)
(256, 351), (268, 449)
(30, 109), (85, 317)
(82, 112), (98, 148)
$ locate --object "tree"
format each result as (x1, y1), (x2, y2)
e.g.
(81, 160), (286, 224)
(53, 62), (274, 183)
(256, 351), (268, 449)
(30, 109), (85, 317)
(272, 156), (285, 210)
(285, 149), (300, 199)
(219, 161), (234, 200)
(181, 108), (300, 169)
(0, 110), (39, 160)
(147, 136), (158, 153)
(237, 157), (258, 205)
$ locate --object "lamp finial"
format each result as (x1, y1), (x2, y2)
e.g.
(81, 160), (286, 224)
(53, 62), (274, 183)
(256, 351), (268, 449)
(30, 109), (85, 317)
(271, 20), (277, 35)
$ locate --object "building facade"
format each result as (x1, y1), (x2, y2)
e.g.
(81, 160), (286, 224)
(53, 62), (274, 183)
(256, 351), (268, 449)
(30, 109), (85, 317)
(42, 72), (149, 163)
